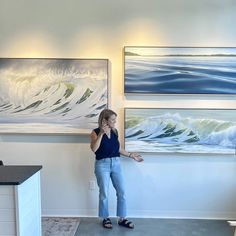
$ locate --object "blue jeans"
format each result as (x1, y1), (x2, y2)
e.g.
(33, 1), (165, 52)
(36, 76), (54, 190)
(94, 157), (127, 218)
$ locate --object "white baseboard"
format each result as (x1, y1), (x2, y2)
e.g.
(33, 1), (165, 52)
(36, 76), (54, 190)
(42, 208), (236, 220)
(127, 210), (236, 220)
(42, 209), (97, 218)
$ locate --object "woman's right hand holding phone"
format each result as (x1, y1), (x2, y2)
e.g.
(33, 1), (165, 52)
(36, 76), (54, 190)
(101, 120), (110, 135)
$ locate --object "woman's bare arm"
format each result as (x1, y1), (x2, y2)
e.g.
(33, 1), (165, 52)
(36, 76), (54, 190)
(90, 130), (104, 153)
(119, 147), (144, 162)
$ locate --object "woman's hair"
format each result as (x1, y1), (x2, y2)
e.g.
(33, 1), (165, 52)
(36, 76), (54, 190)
(98, 109), (117, 129)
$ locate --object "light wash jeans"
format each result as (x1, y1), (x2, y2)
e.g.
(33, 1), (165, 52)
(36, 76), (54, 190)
(94, 157), (127, 218)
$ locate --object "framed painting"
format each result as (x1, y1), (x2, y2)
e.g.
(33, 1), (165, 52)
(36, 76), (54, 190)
(0, 58), (108, 134)
(125, 108), (236, 154)
(124, 46), (236, 94)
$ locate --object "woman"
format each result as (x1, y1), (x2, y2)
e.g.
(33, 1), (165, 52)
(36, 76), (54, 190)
(90, 109), (143, 229)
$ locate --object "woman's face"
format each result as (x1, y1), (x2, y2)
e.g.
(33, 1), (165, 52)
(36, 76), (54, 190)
(107, 114), (117, 128)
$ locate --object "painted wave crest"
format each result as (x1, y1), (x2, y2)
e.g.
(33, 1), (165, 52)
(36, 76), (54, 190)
(125, 113), (236, 148)
(0, 60), (107, 129)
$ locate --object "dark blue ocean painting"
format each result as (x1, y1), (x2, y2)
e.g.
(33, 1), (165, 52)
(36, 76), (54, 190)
(124, 47), (236, 94)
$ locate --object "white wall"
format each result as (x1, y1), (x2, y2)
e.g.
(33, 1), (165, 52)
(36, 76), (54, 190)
(1, 0), (236, 219)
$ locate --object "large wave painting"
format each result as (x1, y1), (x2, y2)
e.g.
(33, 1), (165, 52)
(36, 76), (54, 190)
(124, 47), (236, 94)
(0, 58), (108, 133)
(125, 108), (236, 154)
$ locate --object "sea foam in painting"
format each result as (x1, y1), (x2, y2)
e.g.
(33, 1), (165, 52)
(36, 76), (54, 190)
(0, 59), (108, 133)
(125, 109), (236, 154)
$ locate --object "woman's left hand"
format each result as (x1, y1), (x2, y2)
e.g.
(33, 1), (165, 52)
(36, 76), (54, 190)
(130, 153), (144, 162)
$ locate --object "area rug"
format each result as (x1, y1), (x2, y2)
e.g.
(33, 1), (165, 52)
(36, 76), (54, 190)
(42, 217), (80, 236)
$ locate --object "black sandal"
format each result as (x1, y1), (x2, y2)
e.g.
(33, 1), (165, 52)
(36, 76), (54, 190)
(118, 219), (134, 229)
(103, 218), (113, 229)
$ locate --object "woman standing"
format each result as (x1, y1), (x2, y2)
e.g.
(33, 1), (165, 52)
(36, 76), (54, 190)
(90, 109), (143, 229)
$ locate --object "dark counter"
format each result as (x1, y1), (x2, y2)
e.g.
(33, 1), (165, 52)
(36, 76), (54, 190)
(0, 165), (42, 185)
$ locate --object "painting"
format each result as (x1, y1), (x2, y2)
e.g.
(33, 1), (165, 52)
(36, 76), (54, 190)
(0, 58), (108, 134)
(124, 46), (236, 94)
(125, 108), (236, 154)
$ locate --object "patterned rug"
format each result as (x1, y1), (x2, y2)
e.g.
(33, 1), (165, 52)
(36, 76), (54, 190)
(42, 217), (80, 236)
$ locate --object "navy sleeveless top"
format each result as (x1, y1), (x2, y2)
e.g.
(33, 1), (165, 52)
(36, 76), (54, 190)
(94, 128), (120, 160)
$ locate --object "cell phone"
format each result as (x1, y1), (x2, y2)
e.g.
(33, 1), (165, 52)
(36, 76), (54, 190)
(102, 119), (108, 126)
